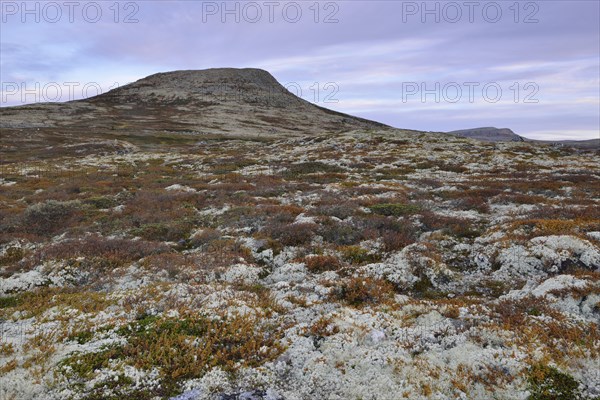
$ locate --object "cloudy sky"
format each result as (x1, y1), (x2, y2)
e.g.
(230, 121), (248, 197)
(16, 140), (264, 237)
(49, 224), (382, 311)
(1, 0), (599, 140)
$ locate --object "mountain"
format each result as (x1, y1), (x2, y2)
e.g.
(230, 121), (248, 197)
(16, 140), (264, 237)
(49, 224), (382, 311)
(0, 68), (385, 137)
(0, 68), (391, 161)
(446, 127), (525, 142)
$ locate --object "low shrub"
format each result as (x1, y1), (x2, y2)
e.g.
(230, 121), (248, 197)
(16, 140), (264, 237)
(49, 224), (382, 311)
(22, 200), (81, 236)
(340, 246), (381, 265)
(305, 255), (343, 273)
(307, 316), (339, 337)
(420, 212), (482, 239)
(0, 247), (25, 267)
(382, 229), (416, 252)
(283, 161), (345, 179)
(494, 296), (551, 327)
(415, 160), (436, 170)
(140, 253), (201, 280)
(333, 276), (395, 307)
(263, 222), (315, 246)
(438, 163), (468, 173)
(496, 193), (547, 205)
(264, 205), (304, 224)
(368, 203), (421, 216)
(411, 275), (445, 298)
(30, 234), (170, 267)
(374, 166), (415, 180)
(317, 219), (365, 246)
(131, 220), (193, 242)
(119, 190), (199, 234)
(303, 316), (340, 348)
(312, 200), (359, 220)
(188, 228), (222, 248)
(303, 172), (347, 184)
(209, 206), (267, 232)
(528, 205), (600, 221)
(58, 312), (286, 398)
(83, 196), (118, 209)
(6, 287), (112, 319)
(506, 218), (599, 240)
(248, 175), (288, 197)
(455, 196), (490, 214)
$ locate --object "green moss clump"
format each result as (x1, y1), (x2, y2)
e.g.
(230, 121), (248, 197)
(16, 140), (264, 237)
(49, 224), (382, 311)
(527, 364), (584, 400)
(0, 296), (19, 309)
(340, 246), (381, 265)
(84, 196), (118, 209)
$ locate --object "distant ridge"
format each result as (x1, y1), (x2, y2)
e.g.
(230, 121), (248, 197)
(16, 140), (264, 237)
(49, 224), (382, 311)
(446, 127), (525, 142)
(527, 138), (599, 150)
(446, 126), (598, 149)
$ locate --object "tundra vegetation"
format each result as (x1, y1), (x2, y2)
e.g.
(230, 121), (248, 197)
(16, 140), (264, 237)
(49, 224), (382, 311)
(0, 129), (599, 399)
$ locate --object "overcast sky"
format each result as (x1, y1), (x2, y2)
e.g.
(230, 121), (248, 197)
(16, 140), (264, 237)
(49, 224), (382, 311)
(1, 0), (599, 140)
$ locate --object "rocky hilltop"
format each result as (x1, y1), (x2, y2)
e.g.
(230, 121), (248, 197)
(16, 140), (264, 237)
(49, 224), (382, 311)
(87, 68), (386, 134)
(0, 68), (384, 136)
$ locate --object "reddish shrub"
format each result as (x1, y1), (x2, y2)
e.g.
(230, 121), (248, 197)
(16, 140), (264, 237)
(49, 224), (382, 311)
(382, 230), (415, 252)
(22, 200), (81, 237)
(263, 222), (315, 246)
(420, 211), (482, 239)
(333, 276), (395, 306)
(317, 219), (365, 246)
(30, 234), (170, 266)
(455, 196), (490, 213)
(120, 190), (199, 226)
(305, 255), (342, 273)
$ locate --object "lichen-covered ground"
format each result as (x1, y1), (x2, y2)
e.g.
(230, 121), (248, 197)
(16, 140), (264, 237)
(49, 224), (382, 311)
(1, 129), (599, 399)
